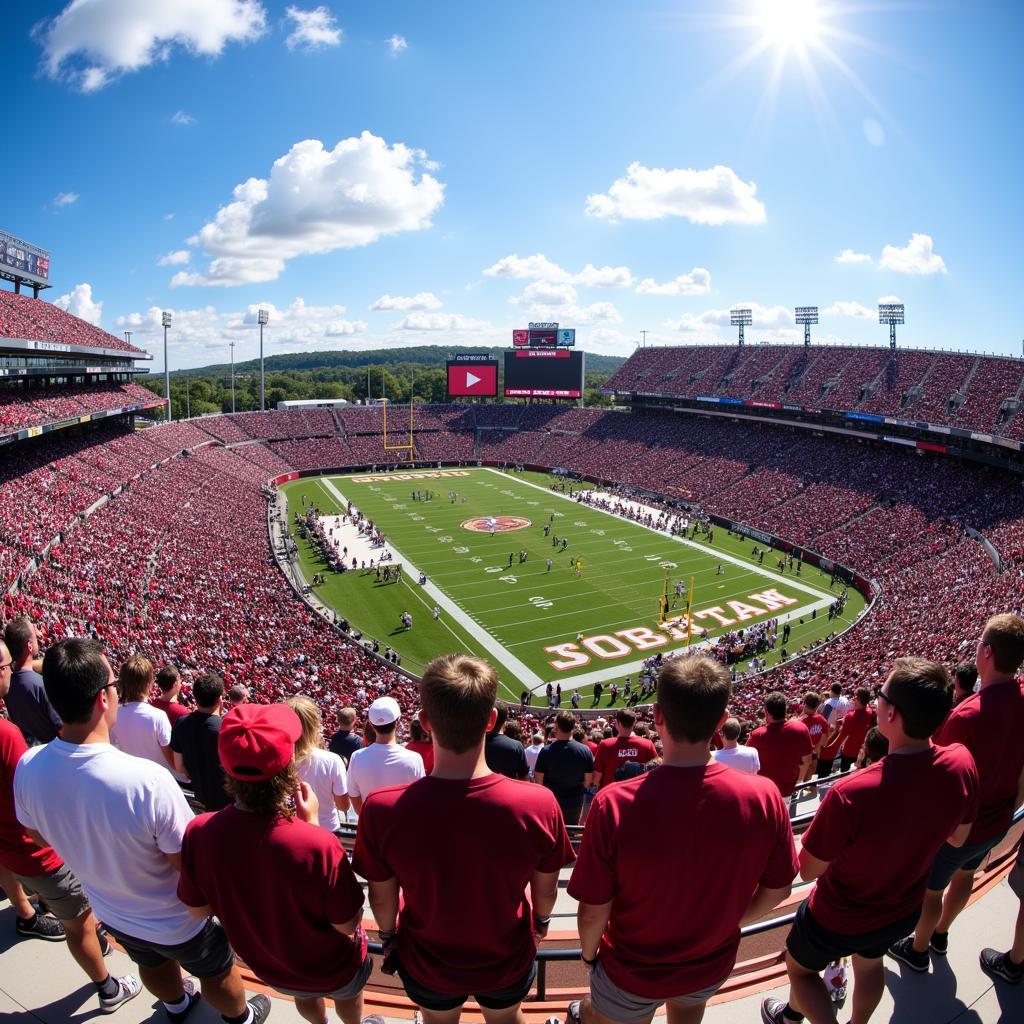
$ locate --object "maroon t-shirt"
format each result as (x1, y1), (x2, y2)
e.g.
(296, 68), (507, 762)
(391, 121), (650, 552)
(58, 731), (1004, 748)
(594, 735), (659, 788)
(936, 681), (1024, 843)
(178, 806), (366, 991)
(405, 740), (434, 774)
(803, 743), (979, 933)
(799, 713), (829, 751)
(353, 773), (575, 994)
(0, 720), (63, 877)
(837, 706), (874, 758)
(150, 698), (190, 726)
(569, 762), (798, 997)
(748, 720), (813, 797)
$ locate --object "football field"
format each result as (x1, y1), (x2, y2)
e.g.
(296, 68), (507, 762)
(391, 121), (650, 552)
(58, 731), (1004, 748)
(280, 468), (864, 699)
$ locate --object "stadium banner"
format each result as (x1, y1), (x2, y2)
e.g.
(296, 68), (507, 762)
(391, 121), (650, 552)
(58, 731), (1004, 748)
(782, 404), (803, 412)
(882, 435), (916, 447)
(745, 400), (781, 410)
(916, 441), (947, 454)
(970, 431), (994, 443)
(695, 396), (722, 403)
(846, 411), (885, 423)
(446, 359), (498, 397)
(452, 353), (494, 363)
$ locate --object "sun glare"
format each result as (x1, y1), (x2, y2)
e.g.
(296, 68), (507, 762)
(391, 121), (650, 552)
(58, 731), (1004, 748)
(756, 0), (822, 51)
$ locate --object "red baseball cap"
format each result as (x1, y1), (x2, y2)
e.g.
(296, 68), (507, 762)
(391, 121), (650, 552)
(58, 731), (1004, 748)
(218, 704), (302, 781)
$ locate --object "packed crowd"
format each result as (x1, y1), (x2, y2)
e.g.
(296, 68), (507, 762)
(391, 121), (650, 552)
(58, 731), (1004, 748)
(1, 614), (1022, 1024)
(0, 290), (145, 353)
(0, 381), (156, 433)
(602, 342), (1024, 435)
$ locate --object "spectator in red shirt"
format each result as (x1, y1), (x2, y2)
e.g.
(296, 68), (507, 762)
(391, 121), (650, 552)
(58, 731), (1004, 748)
(763, 657), (979, 1024)
(405, 717), (435, 775)
(951, 662), (978, 707)
(797, 693), (829, 784)
(178, 704), (371, 1024)
(827, 687), (875, 773)
(150, 665), (189, 726)
(354, 654), (574, 1023)
(747, 693), (813, 799)
(592, 710), (658, 789)
(569, 656), (797, 1024)
(889, 613), (1024, 972)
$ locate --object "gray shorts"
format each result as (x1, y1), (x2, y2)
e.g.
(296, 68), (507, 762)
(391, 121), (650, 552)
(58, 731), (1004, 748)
(272, 953), (372, 1001)
(589, 959), (726, 1023)
(15, 863), (90, 921)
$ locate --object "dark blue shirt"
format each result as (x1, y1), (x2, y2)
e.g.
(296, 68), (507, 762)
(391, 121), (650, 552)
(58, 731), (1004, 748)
(5, 668), (61, 746)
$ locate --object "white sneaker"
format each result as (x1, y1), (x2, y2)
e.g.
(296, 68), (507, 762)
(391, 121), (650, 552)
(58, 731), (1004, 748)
(99, 975), (143, 1013)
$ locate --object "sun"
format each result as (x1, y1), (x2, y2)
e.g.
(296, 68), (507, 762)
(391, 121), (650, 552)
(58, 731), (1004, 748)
(755, 0), (823, 52)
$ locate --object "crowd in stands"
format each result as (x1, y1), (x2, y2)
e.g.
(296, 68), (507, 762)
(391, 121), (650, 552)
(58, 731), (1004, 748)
(602, 343), (1024, 435)
(0, 290), (145, 354)
(0, 381), (157, 433)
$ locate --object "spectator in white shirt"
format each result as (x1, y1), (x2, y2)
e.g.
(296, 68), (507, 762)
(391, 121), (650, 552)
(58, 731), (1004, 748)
(347, 696), (424, 812)
(285, 695), (350, 834)
(821, 682), (851, 729)
(526, 732), (546, 779)
(712, 718), (761, 775)
(110, 655), (175, 775)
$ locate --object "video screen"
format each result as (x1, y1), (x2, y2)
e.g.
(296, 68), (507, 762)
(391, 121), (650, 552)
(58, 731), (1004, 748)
(503, 350), (584, 398)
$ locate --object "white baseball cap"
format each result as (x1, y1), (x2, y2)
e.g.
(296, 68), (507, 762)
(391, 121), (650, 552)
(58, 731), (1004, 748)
(368, 696), (401, 726)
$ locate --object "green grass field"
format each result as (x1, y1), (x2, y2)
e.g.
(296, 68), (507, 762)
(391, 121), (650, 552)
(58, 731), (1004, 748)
(281, 468), (866, 700)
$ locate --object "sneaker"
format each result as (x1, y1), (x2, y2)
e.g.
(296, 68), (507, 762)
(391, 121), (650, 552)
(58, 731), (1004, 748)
(760, 998), (788, 1024)
(929, 930), (948, 956)
(887, 936), (929, 973)
(566, 999), (582, 1024)
(980, 948), (1024, 984)
(361, 1017), (386, 1024)
(166, 979), (201, 1024)
(99, 975), (143, 1014)
(16, 913), (66, 942)
(248, 993), (272, 1024)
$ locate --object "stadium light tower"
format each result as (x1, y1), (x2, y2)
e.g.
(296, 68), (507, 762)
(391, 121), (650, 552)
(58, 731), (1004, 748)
(229, 340), (236, 414)
(730, 307), (753, 347)
(161, 311), (173, 423)
(795, 306), (818, 347)
(123, 330), (132, 347)
(878, 303), (905, 351)
(258, 308), (269, 411)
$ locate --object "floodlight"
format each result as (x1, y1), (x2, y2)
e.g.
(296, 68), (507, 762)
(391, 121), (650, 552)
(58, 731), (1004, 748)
(795, 305), (818, 346)
(878, 303), (905, 350)
(258, 309), (269, 410)
(730, 307), (753, 346)
(161, 312), (173, 422)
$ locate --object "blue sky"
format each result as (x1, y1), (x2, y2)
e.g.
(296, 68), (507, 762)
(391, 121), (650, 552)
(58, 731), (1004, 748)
(5, 1), (1023, 368)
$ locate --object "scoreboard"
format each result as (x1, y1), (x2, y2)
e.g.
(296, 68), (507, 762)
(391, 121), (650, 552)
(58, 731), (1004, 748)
(504, 349), (584, 398)
(446, 354), (498, 397)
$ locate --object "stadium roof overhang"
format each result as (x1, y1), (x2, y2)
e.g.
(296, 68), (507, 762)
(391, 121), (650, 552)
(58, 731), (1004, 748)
(0, 336), (151, 360)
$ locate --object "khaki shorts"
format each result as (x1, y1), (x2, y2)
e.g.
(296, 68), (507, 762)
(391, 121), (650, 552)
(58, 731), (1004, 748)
(15, 864), (90, 921)
(589, 959), (726, 1023)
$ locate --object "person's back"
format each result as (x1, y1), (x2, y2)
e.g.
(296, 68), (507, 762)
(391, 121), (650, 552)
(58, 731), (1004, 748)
(171, 674), (231, 810)
(748, 695), (813, 797)
(713, 742), (760, 775)
(483, 701), (529, 779)
(4, 617), (60, 746)
(593, 710), (658, 788)
(112, 701), (172, 770)
(348, 696), (424, 807)
(328, 707), (361, 764)
(535, 714), (594, 825)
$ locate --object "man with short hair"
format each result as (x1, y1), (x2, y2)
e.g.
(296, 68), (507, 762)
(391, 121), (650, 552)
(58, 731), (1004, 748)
(748, 694), (813, 799)
(797, 694), (829, 783)
(592, 710), (658, 789)
(347, 697), (424, 812)
(525, 732), (546, 780)
(570, 657), (797, 1024)
(354, 654), (574, 1023)
(171, 672), (232, 811)
(14, 637), (269, 1024)
(111, 654), (176, 773)
(712, 717), (761, 775)
(179, 704), (370, 1024)
(763, 657), (978, 1024)
(535, 712), (594, 825)
(824, 686), (875, 774)
(819, 683), (850, 731)
(888, 613), (1024, 972)
(3, 616), (61, 746)
(951, 662), (978, 706)
(328, 707), (362, 764)
(483, 700), (529, 780)
(225, 683), (250, 707)
(152, 665), (190, 726)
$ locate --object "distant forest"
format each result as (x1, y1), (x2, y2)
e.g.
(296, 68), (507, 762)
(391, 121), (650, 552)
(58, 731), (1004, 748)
(138, 345), (626, 418)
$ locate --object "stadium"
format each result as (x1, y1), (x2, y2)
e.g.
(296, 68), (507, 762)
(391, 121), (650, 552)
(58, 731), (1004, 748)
(4, 4), (1024, 1024)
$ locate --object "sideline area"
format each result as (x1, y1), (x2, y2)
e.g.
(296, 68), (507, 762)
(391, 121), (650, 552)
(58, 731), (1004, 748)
(2, 873), (1020, 1024)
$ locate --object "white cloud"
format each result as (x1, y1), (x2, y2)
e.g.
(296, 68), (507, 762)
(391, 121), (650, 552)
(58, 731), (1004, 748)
(666, 302), (795, 340)
(285, 6), (342, 50)
(825, 300), (875, 319)
(36, 0), (267, 91)
(636, 267), (711, 296)
(396, 312), (490, 332)
(388, 34), (407, 55)
(171, 110), (195, 126)
(572, 302), (623, 325)
(512, 281), (578, 307)
(483, 253), (633, 288)
(483, 253), (571, 283)
(163, 212), (175, 220)
(55, 282), (103, 325)
(879, 233), (947, 275)
(878, 294), (902, 304)
(835, 248), (873, 265)
(53, 191), (79, 207)
(370, 292), (441, 312)
(176, 132), (444, 286)
(159, 249), (191, 266)
(585, 162), (766, 225)
(325, 319), (367, 336)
